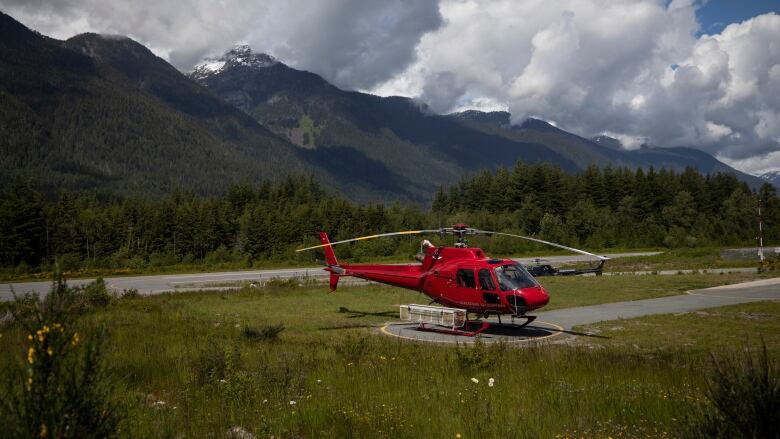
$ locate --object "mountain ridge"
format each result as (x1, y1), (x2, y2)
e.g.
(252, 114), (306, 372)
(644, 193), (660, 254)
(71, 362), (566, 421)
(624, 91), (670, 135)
(191, 45), (760, 189)
(0, 11), (765, 203)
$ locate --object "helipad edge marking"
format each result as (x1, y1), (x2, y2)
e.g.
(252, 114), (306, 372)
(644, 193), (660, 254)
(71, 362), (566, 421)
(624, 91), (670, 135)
(379, 321), (564, 344)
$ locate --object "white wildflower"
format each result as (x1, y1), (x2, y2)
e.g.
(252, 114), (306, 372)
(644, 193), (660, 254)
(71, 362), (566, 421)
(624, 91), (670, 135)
(470, 377), (479, 384)
(289, 400), (297, 406)
(226, 426), (255, 439)
(488, 378), (495, 387)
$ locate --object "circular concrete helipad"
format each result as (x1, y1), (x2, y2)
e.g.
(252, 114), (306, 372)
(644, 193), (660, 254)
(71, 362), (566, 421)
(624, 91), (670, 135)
(380, 320), (564, 344)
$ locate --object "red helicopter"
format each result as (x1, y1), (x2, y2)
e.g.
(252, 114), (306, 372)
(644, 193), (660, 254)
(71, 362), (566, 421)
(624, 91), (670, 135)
(297, 224), (608, 336)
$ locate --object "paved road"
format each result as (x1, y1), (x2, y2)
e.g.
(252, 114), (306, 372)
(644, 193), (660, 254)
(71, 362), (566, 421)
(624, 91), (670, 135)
(0, 252), (660, 301)
(534, 276), (780, 330)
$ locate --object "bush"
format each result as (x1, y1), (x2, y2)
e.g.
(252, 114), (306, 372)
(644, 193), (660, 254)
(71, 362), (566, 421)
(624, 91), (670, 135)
(682, 342), (780, 438)
(191, 343), (243, 385)
(0, 274), (121, 438)
(120, 288), (140, 299)
(83, 278), (113, 307)
(453, 337), (497, 371)
(759, 255), (780, 273)
(242, 324), (285, 341)
(264, 277), (301, 288)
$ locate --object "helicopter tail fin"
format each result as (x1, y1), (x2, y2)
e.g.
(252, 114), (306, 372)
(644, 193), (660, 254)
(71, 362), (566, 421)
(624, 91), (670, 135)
(319, 232), (339, 266)
(319, 232), (341, 291)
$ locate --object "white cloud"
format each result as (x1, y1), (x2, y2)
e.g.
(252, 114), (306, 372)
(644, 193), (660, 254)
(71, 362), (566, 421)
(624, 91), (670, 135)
(0, 0), (441, 90)
(718, 150), (780, 176)
(372, 1), (780, 172)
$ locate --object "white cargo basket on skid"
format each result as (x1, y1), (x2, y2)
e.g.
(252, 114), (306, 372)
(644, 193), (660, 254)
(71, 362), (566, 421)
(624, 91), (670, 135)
(399, 304), (467, 330)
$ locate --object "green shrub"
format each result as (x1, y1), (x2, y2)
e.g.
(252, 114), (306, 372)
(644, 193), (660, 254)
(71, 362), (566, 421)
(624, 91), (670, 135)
(0, 274), (121, 438)
(682, 342), (780, 438)
(83, 277), (113, 307)
(191, 343), (234, 385)
(453, 337), (495, 371)
(120, 288), (140, 299)
(759, 255), (780, 272)
(242, 324), (285, 341)
(264, 277), (301, 288)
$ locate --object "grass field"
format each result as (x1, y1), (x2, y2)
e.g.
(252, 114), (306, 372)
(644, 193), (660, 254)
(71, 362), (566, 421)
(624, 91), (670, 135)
(1, 273), (778, 438)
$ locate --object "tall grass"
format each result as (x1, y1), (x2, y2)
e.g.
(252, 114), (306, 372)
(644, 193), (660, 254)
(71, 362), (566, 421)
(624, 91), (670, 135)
(682, 342), (780, 438)
(1, 277), (777, 437)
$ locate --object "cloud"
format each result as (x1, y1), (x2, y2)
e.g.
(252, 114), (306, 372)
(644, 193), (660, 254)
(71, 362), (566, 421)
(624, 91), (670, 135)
(373, 1), (780, 172)
(2, 0), (778, 173)
(0, 0), (441, 90)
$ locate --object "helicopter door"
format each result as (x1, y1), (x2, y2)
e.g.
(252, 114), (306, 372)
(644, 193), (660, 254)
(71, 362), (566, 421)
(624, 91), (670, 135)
(455, 267), (480, 307)
(478, 268), (501, 304)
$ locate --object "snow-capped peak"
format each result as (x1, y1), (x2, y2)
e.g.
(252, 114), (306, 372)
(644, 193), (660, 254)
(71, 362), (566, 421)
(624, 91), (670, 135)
(190, 44), (277, 80)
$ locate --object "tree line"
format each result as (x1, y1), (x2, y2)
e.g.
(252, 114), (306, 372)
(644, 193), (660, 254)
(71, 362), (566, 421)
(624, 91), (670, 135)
(1, 164), (777, 272)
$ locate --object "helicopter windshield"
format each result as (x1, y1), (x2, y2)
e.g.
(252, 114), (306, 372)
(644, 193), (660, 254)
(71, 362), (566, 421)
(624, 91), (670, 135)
(495, 264), (538, 291)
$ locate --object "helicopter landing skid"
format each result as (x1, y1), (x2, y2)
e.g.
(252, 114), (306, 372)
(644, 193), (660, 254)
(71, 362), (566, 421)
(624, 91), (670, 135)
(416, 320), (490, 337)
(510, 315), (537, 328)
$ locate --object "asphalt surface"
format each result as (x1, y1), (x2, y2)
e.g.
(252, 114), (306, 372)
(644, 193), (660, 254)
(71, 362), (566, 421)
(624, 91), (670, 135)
(0, 251), (660, 301)
(535, 276), (780, 330)
(380, 276), (780, 344)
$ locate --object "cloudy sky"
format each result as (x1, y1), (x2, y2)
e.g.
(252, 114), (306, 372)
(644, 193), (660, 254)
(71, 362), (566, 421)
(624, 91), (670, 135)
(2, 0), (779, 174)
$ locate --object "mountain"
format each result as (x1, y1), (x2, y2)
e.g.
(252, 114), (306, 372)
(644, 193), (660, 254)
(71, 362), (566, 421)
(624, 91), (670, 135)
(759, 170), (780, 188)
(192, 46), (761, 191)
(190, 46), (581, 201)
(0, 10), (763, 202)
(451, 111), (764, 188)
(591, 135), (624, 150)
(0, 12), (337, 199)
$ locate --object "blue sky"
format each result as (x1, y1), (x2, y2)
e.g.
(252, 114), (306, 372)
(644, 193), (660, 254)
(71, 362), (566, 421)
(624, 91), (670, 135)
(696, 0), (779, 34)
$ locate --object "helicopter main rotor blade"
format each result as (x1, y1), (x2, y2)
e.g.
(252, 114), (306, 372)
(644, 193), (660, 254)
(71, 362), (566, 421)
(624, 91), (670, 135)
(474, 230), (609, 261)
(296, 229), (441, 252)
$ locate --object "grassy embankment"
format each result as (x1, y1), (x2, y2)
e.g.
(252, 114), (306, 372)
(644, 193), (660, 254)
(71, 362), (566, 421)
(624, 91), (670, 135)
(1, 272), (778, 437)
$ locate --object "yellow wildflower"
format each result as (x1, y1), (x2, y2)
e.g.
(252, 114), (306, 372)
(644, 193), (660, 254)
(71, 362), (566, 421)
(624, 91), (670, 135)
(28, 334), (33, 341)
(456, 434), (462, 438)
(46, 347), (53, 357)
(27, 347), (35, 364)
(71, 333), (80, 348)
(39, 423), (47, 438)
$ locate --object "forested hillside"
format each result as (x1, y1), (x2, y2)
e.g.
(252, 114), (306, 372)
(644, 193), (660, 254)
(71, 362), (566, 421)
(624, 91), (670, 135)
(1, 165), (776, 274)
(0, 12), (356, 199)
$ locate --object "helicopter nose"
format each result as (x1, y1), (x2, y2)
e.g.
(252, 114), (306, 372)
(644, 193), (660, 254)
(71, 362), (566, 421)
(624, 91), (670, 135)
(521, 286), (550, 310)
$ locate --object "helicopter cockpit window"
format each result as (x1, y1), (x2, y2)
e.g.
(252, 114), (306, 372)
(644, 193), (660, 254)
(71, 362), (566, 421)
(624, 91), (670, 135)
(495, 264), (537, 291)
(478, 268), (495, 291)
(456, 269), (476, 288)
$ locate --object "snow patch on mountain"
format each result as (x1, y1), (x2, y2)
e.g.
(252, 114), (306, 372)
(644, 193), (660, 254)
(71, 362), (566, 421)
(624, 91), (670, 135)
(759, 170), (780, 188)
(191, 44), (277, 80)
